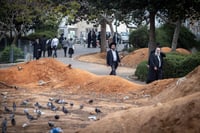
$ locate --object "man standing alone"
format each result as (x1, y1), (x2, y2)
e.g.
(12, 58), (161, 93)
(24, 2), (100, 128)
(51, 36), (59, 58)
(147, 46), (166, 83)
(106, 42), (121, 75)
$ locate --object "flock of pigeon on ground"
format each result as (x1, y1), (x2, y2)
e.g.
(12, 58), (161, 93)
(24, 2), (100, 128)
(1, 94), (102, 133)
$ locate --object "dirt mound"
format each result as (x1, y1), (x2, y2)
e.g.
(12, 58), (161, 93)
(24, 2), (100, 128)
(76, 66), (200, 133)
(176, 48), (191, 54)
(121, 48), (149, 68)
(77, 52), (106, 65)
(0, 58), (143, 93)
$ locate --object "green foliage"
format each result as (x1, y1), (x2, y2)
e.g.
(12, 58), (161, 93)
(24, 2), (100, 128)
(26, 30), (57, 40)
(156, 24), (198, 50)
(180, 52), (200, 75)
(179, 26), (197, 49)
(156, 24), (173, 47)
(135, 52), (200, 81)
(162, 52), (187, 78)
(135, 60), (148, 81)
(0, 45), (23, 63)
(129, 26), (149, 48)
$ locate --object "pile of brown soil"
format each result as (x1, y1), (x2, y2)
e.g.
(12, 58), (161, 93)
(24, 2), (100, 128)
(0, 58), (142, 93)
(78, 47), (191, 68)
(76, 66), (200, 133)
(77, 52), (107, 65)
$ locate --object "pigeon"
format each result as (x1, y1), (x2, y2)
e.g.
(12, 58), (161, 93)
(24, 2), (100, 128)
(48, 121), (55, 128)
(51, 105), (59, 112)
(22, 123), (29, 128)
(70, 102), (74, 107)
(4, 106), (12, 113)
(1, 118), (7, 133)
(47, 102), (53, 108)
(24, 108), (29, 115)
(34, 109), (42, 118)
(11, 118), (16, 126)
(62, 106), (69, 114)
(95, 108), (102, 114)
(88, 99), (93, 104)
(54, 115), (60, 120)
(79, 104), (84, 109)
(26, 113), (37, 121)
(34, 102), (42, 109)
(13, 102), (17, 112)
(21, 99), (29, 106)
(10, 113), (15, 126)
(10, 113), (15, 119)
(55, 99), (67, 104)
(49, 97), (54, 101)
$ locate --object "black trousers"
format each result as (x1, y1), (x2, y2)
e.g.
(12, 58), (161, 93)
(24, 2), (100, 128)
(110, 61), (118, 75)
(63, 47), (68, 57)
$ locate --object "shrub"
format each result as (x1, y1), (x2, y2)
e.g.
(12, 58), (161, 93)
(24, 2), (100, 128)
(162, 52), (187, 78)
(0, 45), (24, 63)
(129, 26), (149, 48)
(180, 52), (200, 75)
(135, 60), (148, 81)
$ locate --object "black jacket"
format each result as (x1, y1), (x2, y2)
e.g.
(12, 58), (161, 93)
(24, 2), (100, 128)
(106, 50), (120, 66)
(149, 52), (166, 69)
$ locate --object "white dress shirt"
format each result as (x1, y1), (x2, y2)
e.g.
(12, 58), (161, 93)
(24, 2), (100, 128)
(111, 50), (117, 61)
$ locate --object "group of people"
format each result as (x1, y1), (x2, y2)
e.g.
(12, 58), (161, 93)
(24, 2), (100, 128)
(87, 30), (112, 48)
(106, 42), (166, 84)
(32, 35), (75, 60)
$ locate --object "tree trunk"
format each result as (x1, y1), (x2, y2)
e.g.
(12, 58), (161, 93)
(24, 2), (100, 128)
(11, 29), (20, 45)
(11, 35), (18, 45)
(100, 19), (107, 53)
(171, 19), (181, 51)
(108, 21), (114, 37)
(148, 11), (156, 55)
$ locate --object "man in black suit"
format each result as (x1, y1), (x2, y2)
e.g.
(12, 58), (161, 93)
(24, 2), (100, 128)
(106, 42), (121, 75)
(147, 46), (166, 83)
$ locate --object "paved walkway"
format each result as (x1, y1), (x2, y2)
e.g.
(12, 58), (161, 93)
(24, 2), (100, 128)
(55, 44), (145, 84)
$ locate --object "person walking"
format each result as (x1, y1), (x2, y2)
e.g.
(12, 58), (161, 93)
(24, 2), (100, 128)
(32, 38), (41, 60)
(87, 30), (92, 48)
(39, 35), (47, 57)
(51, 36), (59, 58)
(106, 42), (121, 75)
(68, 38), (75, 58)
(91, 30), (97, 48)
(147, 46), (166, 83)
(46, 38), (52, 57)
(62, 37), (69, 57)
